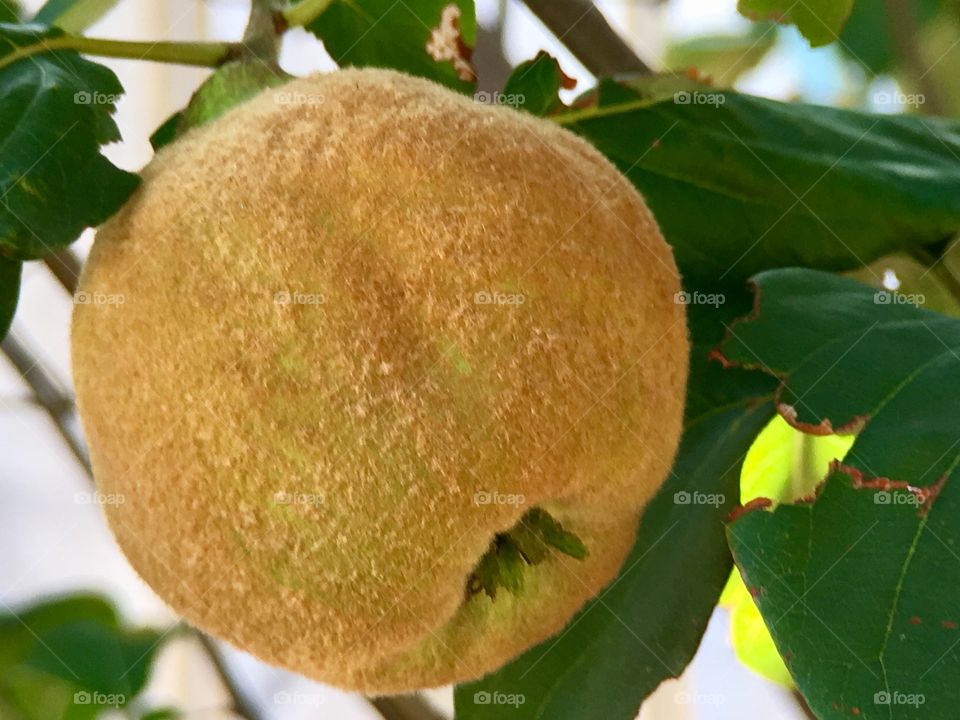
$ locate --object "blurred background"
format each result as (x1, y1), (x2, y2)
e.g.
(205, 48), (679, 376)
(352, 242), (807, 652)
(2, 0), (956, 718)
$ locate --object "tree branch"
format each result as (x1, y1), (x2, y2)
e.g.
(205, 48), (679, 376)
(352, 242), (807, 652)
(520, 0), (652, 77)
(0, 333), (88, 469)
(370, 695), (449, 720)
(196, 633), (262, 720)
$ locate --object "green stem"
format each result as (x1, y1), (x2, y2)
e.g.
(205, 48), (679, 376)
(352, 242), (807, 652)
(283, 0), (335, 28)
(0, 34), (239, 72)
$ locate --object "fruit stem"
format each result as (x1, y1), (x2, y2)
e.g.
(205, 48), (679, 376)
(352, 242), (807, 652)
(243, 0), (284, 62)
(0, 34), (240, 70)
(282, 0), (335, 29)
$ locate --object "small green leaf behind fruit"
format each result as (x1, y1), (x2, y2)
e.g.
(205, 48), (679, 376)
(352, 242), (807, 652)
(151, 60), (292, 151)
(500, 52), (573, 117)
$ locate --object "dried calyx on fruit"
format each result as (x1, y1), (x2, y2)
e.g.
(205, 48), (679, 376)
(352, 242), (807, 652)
(71, 68), (689, 693)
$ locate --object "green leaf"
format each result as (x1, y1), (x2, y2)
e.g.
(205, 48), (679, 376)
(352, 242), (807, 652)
(305, 0), (477, 92)
(738, 0), (854, 47)
(558, 79), (960, 281)
(149, 111), (181, 152)
(665, 24), (778, 85)
(0, 257), (21, 338)
(33, 0), (119, 32)
(151, 60), (292, 151)
(0, 2), (20, 23)
(455, 285), (777, 720)
(500, 52), (570, 117)
(0, 23), (139, 260)
(721, 268), (960, 718)
(466, 508), (587, 600)
(140, 710), (181, 720)
(0, 594), (168, 717)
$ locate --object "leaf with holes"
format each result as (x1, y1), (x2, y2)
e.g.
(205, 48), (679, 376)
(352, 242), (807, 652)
(558, 79), (960, 282)
(0, 22), (139, 260)
(718, 268), (960, 718)
(455, 283), (777, 720)
(738, 0), (854, 47)
(305, 0), (476, 92)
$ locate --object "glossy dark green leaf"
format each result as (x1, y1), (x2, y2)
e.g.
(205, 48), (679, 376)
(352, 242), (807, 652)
(0, 594), (168, 718)
(738, 0), (854, 46)
(721, 269), (960, 718)
(306, 0), (477, 92)
(0, 257), (21, 339)
(455, 283), (777, 720)
(0, 23), (139, 260)
(558, 79), (960, 281)
(500, 52), (569, 116)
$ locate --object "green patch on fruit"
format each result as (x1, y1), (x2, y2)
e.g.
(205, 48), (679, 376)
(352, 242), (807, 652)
(446, 343), (474, 375)
(466, 508), (586, 600)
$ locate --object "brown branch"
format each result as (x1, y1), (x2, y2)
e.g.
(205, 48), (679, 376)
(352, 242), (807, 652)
(43, 248), (82, 296)
(1, 333), (88, 470)
(370, 695), (449, 720)
(196, 633), (261, 720)
(520, 0), (652, 77)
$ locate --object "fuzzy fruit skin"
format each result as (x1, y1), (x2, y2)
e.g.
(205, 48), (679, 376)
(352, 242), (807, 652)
(71, 69), (689, 693)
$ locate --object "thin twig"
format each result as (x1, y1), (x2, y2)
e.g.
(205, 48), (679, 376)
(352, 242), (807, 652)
(1, 333), (88, 469)
(196, 633), (261, 720)
(43, 248), (82, 296)
(521, 0), (653, 77)
(370, 695), (449, 720)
